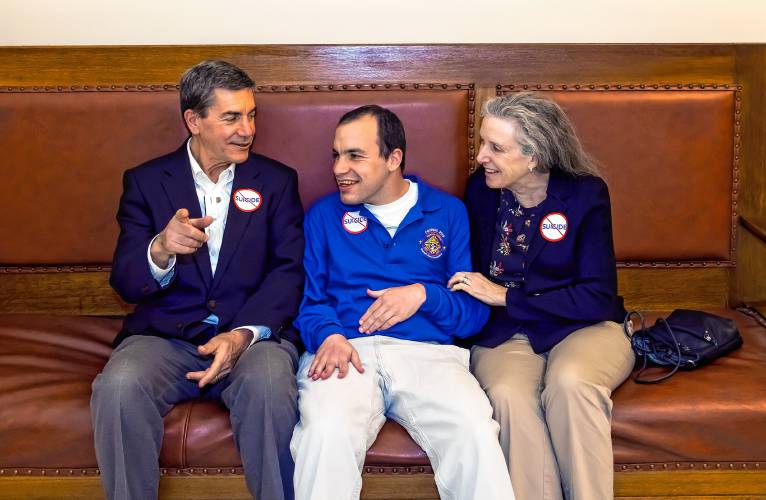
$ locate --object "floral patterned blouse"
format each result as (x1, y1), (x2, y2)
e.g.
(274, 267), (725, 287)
(489, 188), (544, 288)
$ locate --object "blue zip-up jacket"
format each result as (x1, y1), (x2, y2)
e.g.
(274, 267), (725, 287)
(295, 177), (490, 353)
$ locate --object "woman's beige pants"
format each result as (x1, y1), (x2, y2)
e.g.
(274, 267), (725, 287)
(471, 321), (635, 500)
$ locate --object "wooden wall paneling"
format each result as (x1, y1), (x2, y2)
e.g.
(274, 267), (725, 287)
(0, 474), (439, 500)
(734, 46), (766, 218)
(0, 477), (106, 500)
(733, 217), (766, 314)
(618, 268), (730, 311)
(0, 272), (129, 315)
(2, 470), (765, 499)
(0, 268), (730, 315)
(360, 473), (438, 499)
(0, 45), (736, 88)
(732, 46), (766, 307)
(614, 470), (766, 498)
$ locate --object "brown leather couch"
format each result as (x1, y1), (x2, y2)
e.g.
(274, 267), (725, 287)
(1, 81), (765, 499)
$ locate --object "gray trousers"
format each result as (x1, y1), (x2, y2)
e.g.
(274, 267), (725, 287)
(91, 335), (299, 500)
(471, 321), (635, 500)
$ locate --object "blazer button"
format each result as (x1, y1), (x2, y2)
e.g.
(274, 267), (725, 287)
(142, 285), (150, 294)
(176, 322), (183, 330)
(207, 299), (217, 310)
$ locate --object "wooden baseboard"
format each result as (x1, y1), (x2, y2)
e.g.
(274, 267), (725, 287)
(0, 470), (763, 499)
(614, 470), (766, 498)
(0, 473), (439, 500)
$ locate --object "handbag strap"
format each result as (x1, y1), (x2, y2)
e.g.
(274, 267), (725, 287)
(623, 310), (642, 339)
(625, 311), (684, 384)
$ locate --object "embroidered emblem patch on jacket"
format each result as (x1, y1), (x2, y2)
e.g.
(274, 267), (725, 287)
(420, 228), (446, 259)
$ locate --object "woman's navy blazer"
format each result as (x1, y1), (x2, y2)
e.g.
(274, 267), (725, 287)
(465, 167), (626, 353)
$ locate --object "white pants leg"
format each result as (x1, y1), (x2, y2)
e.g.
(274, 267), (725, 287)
(291, 337), (386, 500)
(379, 337), (515, 500)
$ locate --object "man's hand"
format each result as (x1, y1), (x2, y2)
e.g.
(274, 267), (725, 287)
(358, 284), (426, 334)
(186, 329), (254, 388)
(308, 334), (364, 381)
(151, 208), (214, 268)
(448, 271), (507, 306)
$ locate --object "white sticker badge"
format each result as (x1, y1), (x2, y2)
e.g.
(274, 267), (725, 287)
(233, 189), (262, 212)
(342, 211), (368, 234)
(540, 212), (568, 242)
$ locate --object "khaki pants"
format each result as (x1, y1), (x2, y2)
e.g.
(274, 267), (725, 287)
(471, 321), (635, 500)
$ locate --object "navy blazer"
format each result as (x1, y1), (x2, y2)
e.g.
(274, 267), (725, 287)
(110, 143), (304, 348)
(465, 167), (626, 353)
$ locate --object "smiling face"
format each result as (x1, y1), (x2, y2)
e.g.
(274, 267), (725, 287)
(184, 88), (256, 171)
(476, 116), (537, 190)
(332, 114), (404, 205)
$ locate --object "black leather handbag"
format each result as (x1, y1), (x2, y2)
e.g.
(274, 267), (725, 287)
(623, 309), (743, 384)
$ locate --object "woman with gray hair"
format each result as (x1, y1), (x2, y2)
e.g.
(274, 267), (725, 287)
(449, 92), (634, 500)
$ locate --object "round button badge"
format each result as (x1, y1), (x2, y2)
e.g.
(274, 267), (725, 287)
(342, 211), (368, 234)
(540, 212), (568, 242)
(233, 189), (262, 212)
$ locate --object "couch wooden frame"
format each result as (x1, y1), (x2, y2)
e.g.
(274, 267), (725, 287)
(1, 44), (765, 499)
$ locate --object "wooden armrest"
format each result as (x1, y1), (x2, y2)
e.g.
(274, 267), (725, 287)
(740, 214), (766, 244)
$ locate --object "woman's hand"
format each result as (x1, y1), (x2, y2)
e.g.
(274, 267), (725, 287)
(448, 272), (507, 307)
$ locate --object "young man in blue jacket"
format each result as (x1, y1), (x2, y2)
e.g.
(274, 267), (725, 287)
(290, 105), (515, 500)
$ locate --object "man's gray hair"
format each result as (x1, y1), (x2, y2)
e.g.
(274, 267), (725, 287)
(180, 60), (255, 117)
(482, 92), (600, 177)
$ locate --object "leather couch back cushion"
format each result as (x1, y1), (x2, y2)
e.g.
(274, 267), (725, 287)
(253, 89), (471, 209)
(0, 88), (469, 265)
(0, 91), (188, 266)
(499, 89), (736, 262)
(0, 87), (735, 265)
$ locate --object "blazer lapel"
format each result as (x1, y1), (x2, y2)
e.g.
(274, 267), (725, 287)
(525, 200), (560, 267)
(212, 159), (262, 291)
(525, 171), (571, 267)
(477, 188), (500, 275)
(161, 144), (213, 289)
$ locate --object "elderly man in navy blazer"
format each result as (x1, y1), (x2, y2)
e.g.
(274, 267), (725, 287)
(91, 60), (304, 500)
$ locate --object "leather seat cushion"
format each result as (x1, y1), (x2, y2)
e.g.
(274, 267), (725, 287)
(0, 310), (763, 469)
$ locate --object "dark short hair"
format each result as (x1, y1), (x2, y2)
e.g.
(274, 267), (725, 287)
(337, 105), (407, 171)
(179, 60), (255, 118)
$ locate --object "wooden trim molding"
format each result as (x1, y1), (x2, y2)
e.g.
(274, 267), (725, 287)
(496, 83), (741, 92)
(1, 265), (110, 273)
(1, 469), (764, 499)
